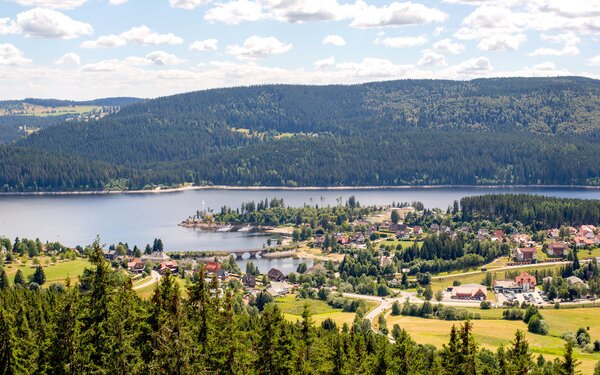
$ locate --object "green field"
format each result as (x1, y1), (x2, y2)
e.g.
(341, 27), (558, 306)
(3, 258), (91, 285)
(387, 307), (600, 373)
(135, 277), (189, 299)
(277, 294), (377, 327)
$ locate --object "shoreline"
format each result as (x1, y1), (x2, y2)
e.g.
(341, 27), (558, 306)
(2, 184), (600, 196)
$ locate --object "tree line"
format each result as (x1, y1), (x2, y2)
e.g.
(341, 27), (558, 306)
(0, 240), (590, 374)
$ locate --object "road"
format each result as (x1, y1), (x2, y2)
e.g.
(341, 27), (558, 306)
(132, 270), (161, 290)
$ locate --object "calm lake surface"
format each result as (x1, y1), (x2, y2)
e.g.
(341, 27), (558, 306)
(1, 187), (600, 273)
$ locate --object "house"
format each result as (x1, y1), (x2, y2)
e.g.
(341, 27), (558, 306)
(515, 272), (537, 291)
(336, 235), (350, 245)
(451, 284), (487, 301)
(159, 261), (178, 275)
(266, 281), (290, 296)
(396, 229), (410, 240)
(566, 276), (585, 285)
(548, 229), (560, 238)
(267, 268), (285, 282)
(142, 251), (170, 263)
(430, 223), (440, 233)
(242, 274), (256, 288)
(102, 249), (118, 261)
(205, 261), (221, 274)
(514, 247), (536, 263)
(216, 268), (229, 280)
(127, 258), (145, 273)
(412, 226), (423, 235)
(305, 262), (325, 276)
(492, 230), (505, 239)
(572, 236), (593, 248)
(493, 280), (521, 293)
(512, 234), (531, 246)
(380, 256), (393, 268)
(478, 228), (489, 237)
(547, 242), (568, 257)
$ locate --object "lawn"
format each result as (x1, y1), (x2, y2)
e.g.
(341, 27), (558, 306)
(387, 314), (600, 373)
(3, 258), (92, 285)
(135, 277), (189, 299)
(278, 293), (377, 328)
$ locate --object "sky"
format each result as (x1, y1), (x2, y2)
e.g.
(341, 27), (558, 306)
(0, 0), (599, 100)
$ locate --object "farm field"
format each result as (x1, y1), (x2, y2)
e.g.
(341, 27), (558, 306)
(3, 258), (91, 285)
(387, 307), (600, 373)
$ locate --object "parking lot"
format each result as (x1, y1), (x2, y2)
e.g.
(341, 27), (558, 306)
(496, 288), (548, 306)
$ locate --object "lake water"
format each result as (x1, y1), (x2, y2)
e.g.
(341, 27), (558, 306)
(1, 187), (600, 273)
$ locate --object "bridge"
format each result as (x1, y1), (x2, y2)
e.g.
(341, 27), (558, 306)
(227, 249), (265, 260)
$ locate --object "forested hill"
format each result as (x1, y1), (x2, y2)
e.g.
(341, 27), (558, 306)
(2, 77), (600, 191)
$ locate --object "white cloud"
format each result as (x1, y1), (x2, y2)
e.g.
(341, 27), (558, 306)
(450, 56), (492, 75)
(14, 8), (93, 39)
(418, 50), (446, 66)
(322, 34), (346, 46)
(145, 51), (185, 65)
(12, 0), (87, 9)
(374, 35), (427, 48)
(314, 56), (335, 69)
(0, 18), (15, 35)
(81, 25), (183, 48)
(190, 39), (218, 51)
(336, 58), (418, 79)
(529, 32), (580, 56)
(477, 33), (526, 51)
(350, 2), (447, 28)
(109, 0), (128, 4)
(55, 52), (80, 65)
(586, 56), (600, 67)
(265, 0), (359, 23)
(0, 44), (32, 66)
(432, 38), (465, 54)
(433, 26), (445, 36)
(205, 0), (265, 24)
(530, 45), (579, 56)
(170, 0), (211, 9)
(205, 1), (447, 29)
(227, 36), (292, 59)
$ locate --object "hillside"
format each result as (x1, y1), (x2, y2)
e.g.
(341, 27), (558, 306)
(0, 97), (143, 143)
(1, 77), (600, 191)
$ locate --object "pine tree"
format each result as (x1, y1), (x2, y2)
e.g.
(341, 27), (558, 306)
(32, 266), (46, 285)
(508, 330), (532, 375)
(13, 270), (25, 287)
(561, 341), (580, 375)
(0, 308), (15, 375)
(0, 269), (8, 290)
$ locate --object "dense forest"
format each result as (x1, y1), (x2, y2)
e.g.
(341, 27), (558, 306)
(460, 194), (600, 229)
(0, 242), (586, 374)
(2, 77), (600, 191)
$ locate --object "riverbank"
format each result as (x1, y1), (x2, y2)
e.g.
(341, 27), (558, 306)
(3, 184), (600, 196)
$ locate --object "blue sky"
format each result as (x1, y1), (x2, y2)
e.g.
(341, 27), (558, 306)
(0, 0), (599, 99)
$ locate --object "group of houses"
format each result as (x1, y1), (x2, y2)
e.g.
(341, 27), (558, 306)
(493, 272), (537, 293)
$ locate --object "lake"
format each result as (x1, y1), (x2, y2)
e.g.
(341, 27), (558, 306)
(2, 187), (600, 273)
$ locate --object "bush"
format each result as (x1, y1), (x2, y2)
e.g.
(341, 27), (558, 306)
(480, 301), (491, 310)
(583, 344), (595, 353)
(527, 315), (548, 335)
(502, 309), (524, 320)
(391, 301), (401, 316)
